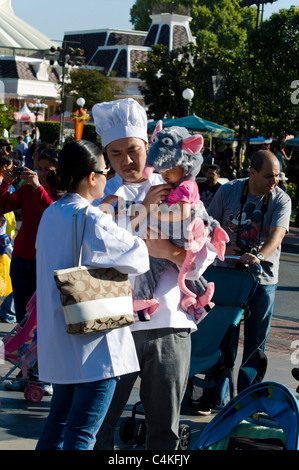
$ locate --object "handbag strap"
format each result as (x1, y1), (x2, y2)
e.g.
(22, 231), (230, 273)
(72, 205), (89, 267)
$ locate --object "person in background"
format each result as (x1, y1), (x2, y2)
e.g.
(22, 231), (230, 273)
(14, 136), (28, 156)
(198, 164), (221, 209)
(0, 147), (60, 391)
(195, 150), (291, 414)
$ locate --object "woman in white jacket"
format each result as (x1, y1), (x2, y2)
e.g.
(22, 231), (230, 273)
(35, 140), (149, 450)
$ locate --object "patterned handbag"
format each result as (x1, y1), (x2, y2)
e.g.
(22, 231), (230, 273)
(53, 206), (134, 334)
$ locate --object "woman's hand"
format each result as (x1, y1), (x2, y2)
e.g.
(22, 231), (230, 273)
(3, 167), (16, 185)
(98, 194), (119, 215)
(20, 167), (41, 189)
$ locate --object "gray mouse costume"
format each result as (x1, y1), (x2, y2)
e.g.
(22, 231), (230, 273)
(133, 125), (229, 322)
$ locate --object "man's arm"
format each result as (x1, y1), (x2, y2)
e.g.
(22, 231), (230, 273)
(239, 226), (287, 265)
(144, 226), (188, 266)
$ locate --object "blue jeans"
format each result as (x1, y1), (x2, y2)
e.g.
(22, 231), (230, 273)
(36, 378), (117, 450)
(10, 257), (36, 323)
(237, 283), (277, 392)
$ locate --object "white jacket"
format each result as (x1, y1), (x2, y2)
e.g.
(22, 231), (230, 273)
(36, 192), (149, 384)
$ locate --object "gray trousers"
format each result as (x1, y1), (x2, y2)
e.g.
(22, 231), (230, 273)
(94, 327), (191, 450)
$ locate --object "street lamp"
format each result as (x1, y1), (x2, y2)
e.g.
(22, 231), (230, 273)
(49, 45), (85, 147)
(182, 88), (194, 116)
(28, 99), (48, 122)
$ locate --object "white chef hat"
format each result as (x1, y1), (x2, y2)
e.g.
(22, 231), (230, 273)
(92, 98), (148, 147)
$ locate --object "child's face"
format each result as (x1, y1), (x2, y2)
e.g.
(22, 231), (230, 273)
(161, 166), (184, 184)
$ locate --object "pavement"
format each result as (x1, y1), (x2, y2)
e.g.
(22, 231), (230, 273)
(0, 224), (298, 451)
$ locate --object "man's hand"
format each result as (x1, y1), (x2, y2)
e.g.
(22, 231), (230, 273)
(144, 225), (187, 266)
(142, 183), (172, 215)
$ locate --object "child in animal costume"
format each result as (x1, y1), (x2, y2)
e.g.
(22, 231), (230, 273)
(133, 122), (229, 322)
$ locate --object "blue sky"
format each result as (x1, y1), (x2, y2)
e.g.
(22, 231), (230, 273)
(12, 0), (298, 43)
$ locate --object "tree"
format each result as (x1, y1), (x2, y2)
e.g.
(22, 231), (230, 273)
(63, 68), (123, 111)
(247, 6), (299, 139)
(131, 0), (256, 50)
(138, 41), (251, 171)
(0, 104), (16, 137)
(138, 44), (195, 119)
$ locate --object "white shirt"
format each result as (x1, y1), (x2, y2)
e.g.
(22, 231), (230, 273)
(94, 174), (216, 333)
(36, 193), (149, 384)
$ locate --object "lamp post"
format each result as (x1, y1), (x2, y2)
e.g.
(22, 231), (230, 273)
(182, 88), (194, 116)
(49, 45), (85, 147)
(28, 99), (48, 122)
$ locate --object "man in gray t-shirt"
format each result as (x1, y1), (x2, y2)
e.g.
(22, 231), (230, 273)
(207, 150), (291, 397)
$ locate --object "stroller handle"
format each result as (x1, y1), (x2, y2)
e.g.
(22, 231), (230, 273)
(223, 255), (263, 275)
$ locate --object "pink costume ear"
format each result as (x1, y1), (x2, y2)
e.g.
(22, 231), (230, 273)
(142, 164), (154, 179)
(181, 134), (204, 154)
(151, 120), (163, 142)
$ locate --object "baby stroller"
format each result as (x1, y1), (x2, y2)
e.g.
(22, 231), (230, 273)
(0, 292), (44, 407)
(184, 257), (261, 414)
(119, 258), (261, 450)
(193, 381), (299, 450)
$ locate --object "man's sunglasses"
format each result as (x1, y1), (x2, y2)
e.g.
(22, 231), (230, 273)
(94, 168), (110, 176)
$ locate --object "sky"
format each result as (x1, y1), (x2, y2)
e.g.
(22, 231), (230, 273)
(11, 0), (298, 43)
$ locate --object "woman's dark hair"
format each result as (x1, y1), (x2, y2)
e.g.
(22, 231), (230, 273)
(38, 144), (59, 165)
(47, 140), (103, 191)
(0, 153), (13, 169)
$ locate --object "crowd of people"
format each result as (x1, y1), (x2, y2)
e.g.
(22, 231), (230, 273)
(0, 100), (294, 450)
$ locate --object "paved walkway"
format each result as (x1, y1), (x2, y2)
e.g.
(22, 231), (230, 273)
(0, 224), (298, 450)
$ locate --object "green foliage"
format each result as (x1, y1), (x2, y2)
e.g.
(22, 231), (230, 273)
(37, 121), (59, 143)
(137, 3), (299, 149)
(38, 121), (99, 144)
(82, 123), (98, 143)
(248, 6), (299, 139)
(0, 103), (16, 136)
(37, 121), (98, 145)
(131, 0), (256, 50)
(62, 68), (123, 111)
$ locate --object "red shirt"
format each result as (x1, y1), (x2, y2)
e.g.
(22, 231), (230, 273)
(0, 182), (54, 260)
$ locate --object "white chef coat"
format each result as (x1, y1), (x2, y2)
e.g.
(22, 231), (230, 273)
(93, 173), (216, 333)
(35, 192), (149, 384)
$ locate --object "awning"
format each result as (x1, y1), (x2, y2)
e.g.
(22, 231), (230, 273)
(14, 103), (42, 122)
(148, 114), (234, 138)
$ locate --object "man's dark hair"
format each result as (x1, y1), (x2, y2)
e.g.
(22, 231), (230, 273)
(208, 164), (221, 175)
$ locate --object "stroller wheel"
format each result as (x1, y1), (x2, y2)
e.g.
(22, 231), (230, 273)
(178, 424), (191, 450)
(133, 420), (147, 446)
(24, 384), (44, 403)
(119, 417), (135, 443)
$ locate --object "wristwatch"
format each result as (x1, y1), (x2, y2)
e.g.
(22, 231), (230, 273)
(256, 253), (264, 262)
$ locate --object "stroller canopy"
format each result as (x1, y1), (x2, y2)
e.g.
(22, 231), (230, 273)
(193, 382), (299, 450)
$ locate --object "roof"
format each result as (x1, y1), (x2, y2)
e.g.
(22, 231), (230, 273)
(63, 14), (194, 79)
(0, 58), (59, 82)
(63, 29), (146, 64)
(0, 0), (57, 49)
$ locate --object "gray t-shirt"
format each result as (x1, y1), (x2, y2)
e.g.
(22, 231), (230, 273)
(208, 178), (291, 285)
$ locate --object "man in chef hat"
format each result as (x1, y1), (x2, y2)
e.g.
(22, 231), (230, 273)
(92, 98), (198, 451)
